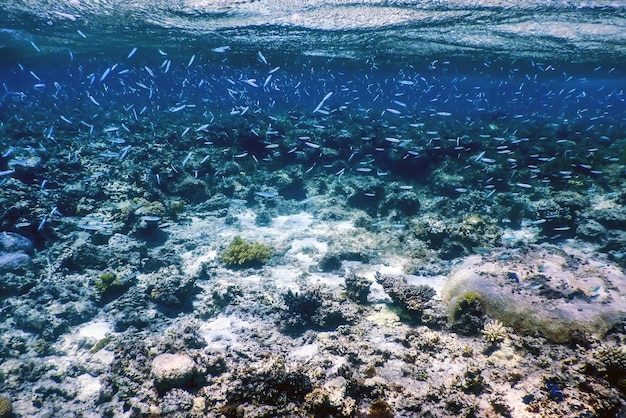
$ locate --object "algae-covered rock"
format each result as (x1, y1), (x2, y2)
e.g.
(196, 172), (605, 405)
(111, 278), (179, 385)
(451, 214), (502, 249)
(412, 213), (501, 257)
(318, 252), (342, 272)
(134, 200), (166, 218)
(442, 245), (626, 343)
(577, 219), (607, 242)
(148, 270), (196, 310)
(305, 378), (356, 417)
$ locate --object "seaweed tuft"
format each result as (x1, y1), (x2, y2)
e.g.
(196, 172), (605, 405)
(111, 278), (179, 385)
(220, 236), (273, 268)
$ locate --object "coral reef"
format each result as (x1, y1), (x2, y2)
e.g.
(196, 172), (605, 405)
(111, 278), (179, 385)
(1, 45), (626, 418)
(594, 345), (626, 394)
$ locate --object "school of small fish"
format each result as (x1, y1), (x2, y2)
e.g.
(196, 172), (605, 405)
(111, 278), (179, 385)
(0, 47), (624, 237)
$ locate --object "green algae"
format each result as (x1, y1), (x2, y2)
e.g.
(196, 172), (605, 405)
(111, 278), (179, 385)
(220, 236), (273, 268)
(93, 272), (121, 294)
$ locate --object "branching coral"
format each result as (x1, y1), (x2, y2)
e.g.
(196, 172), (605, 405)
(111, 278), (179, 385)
(595, 345), (626, 373)
(481, 319), (507, 345)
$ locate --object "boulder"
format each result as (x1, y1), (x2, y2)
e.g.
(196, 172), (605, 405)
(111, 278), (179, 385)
(441, 244), (626, 343)
(0, 252), (36, 294)
(0, 231), (33, 254)
(152, 353), (196, 389)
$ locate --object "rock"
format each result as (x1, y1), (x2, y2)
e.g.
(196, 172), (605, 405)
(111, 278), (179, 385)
(167, 177), (209, 203)
(380, 191), (420, 216)
(149, 273), (196, 309)
(442, 245), (626, 343)
(602, 231), (626, 266)
(106, 233), (145, 261)
(593, 207), (626, 230)
(10, 154), (43, 183)
(449, 214), (502, 249)
(345, 178), (386, 217)
(577, 219), (607, 242)
(112, 289), (153, 331)
(318, 253), (342, 272)
(12, 303), (68, 340)
(146, 266), (197, 310)
(0, 252), (36, 294)
(305, 377), (355, 416)
(276, 173), (307, 201)
(152, 353), (196, 389)
(440, 240), (470, 260)
(0, 231), (33, 254)
(0, 251), (33, 274)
